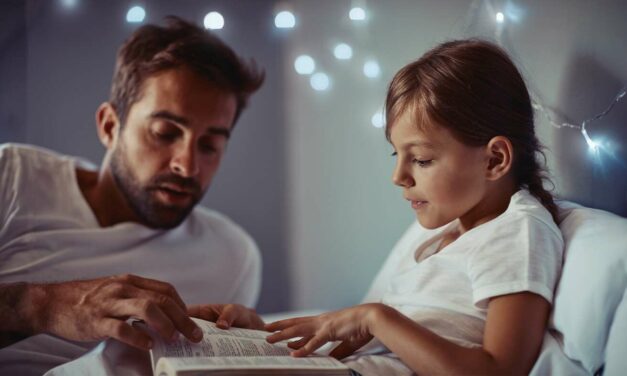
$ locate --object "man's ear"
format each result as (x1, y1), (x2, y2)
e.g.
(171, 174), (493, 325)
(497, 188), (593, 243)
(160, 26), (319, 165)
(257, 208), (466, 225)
(485, 136), (513, 181)
(96, 102), (121, 149)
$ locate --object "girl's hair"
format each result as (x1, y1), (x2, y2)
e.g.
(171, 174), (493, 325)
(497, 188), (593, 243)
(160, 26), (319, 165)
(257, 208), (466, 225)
(385, 39), (558, 223)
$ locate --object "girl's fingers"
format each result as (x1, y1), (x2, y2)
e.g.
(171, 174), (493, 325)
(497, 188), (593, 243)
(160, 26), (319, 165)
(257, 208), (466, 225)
(288, 336), (312, 349)
(266, 324), (312, 343)
(329, 337), (370, 359)
(265, 316), (313, 332)
(291, 335), (328, 357)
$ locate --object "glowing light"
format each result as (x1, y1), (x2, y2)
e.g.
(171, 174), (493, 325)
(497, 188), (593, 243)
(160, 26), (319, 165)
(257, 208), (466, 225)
(60, 0), (77, 8)
(371, 110), (385, 128)
(333, 43), (353, 60)
(294, 55), (316, 75)
(582, 128), (599, 152)
(495, 12), (505, 23)
(310, 73), (330, 91)
(204, 12), (224, 30)
(363, 60), (381, 78)
(275, 11), (296, 28)
(126, 6), (146, 23)
(349, 7), (366, 21)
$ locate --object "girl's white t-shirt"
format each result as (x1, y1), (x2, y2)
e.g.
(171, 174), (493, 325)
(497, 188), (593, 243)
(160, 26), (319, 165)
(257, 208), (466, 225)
(370, 190), (564, 348)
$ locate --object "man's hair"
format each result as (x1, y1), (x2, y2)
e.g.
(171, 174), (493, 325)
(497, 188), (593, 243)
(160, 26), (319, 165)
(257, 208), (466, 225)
(110, 16), (265, 126)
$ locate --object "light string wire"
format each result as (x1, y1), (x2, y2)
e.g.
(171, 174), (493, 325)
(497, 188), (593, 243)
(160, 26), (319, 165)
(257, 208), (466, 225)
(474, 0), (626, 151)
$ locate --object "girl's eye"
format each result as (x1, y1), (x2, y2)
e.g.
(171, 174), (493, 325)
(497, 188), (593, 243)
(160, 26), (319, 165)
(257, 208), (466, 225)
(391, 152), (398, 157)
(413, 159), (433, 167)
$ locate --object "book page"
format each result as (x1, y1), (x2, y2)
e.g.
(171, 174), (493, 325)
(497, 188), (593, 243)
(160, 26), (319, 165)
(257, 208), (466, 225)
(142, 318), (291, 370)
(156, 355), (349, 373)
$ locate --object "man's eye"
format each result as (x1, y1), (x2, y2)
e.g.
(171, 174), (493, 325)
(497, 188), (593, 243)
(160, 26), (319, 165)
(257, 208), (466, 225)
(152, 130), (177, 141)
(413, 159), (433, 167)
(199, 144), (217, 154)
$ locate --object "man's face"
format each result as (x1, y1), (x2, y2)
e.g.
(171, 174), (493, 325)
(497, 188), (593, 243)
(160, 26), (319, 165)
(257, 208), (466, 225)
(109, 66), (236, 228)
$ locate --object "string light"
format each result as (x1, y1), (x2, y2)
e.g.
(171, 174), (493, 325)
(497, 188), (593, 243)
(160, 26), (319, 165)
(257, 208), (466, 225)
(59, 0), (77, 9)
(371, 110), (385, 128)
(530, 76), (626, 154)
(363, 60), (381, 78)
(580, 88), (626, 151)
(333, 43), (353, 60)
(294, 55), (316, 75)
(310, 73), (331, 91)
(470, 0), (627, 154)
(275, 11), (296, 29)
(349, 7), (366, 21)
(126, 6), (146, 23)
(204, 12), (224, 30)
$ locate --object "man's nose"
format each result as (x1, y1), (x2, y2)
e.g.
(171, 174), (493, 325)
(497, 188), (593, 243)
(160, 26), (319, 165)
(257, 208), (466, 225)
(170, 143), (200, 178)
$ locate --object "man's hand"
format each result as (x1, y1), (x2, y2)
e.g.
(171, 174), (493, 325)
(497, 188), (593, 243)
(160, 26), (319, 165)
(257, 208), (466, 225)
(188, 304), (265, 330)
(28, 274), (202, 350)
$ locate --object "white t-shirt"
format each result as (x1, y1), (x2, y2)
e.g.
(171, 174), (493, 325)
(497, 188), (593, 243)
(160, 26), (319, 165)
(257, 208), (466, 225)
(364, 189), (564, 349)
(0, 143), (262, 374)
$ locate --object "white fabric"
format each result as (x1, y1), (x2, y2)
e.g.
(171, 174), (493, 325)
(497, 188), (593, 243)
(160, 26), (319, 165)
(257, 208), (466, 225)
(0, 143), (262, 375)
(372, 190), (563, 348)
(604, 288), (627, 376)
(549, 203), (627, 375)
(529, 331), (588, 376)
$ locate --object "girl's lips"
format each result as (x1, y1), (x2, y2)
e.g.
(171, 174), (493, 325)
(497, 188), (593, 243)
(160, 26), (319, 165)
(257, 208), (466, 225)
(411, 200), (428, 210)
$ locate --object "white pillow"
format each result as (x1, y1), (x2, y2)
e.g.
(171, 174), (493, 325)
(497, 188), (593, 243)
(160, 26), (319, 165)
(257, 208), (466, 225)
(604, 288), (627, 376)
(550, 203), (627, 374)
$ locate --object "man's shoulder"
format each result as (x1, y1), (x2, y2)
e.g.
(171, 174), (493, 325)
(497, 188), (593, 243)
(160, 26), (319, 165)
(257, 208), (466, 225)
(190, 205), (241, 230)
(1, 143), (96, 171)
(0, 143), (67, 166)
(187, 206), (259, 252)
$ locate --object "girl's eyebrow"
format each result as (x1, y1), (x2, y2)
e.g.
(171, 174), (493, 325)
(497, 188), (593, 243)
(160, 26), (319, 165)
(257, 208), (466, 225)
(407, 141), (436, 149)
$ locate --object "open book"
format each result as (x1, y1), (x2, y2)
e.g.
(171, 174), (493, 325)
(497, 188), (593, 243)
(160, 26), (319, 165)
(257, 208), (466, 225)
(139, 317), (354, 376)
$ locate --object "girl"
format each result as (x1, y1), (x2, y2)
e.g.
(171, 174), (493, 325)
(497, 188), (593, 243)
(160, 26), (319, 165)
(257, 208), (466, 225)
(265, 40), (564, 375)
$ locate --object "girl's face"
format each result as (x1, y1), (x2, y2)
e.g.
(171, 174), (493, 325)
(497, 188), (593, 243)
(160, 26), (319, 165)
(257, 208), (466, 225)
(389, 111), (489, 229)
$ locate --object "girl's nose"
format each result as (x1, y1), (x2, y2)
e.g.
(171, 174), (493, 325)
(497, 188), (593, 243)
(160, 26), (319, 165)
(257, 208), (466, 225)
(392, 163), (414, 188)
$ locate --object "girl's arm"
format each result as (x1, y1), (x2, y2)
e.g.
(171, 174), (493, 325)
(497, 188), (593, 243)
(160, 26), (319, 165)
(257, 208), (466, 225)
(266, 292), (549, 375)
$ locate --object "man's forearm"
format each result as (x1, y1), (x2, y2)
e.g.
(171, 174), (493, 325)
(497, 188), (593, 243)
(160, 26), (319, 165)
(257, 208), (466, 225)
(0, 282), (46, 347)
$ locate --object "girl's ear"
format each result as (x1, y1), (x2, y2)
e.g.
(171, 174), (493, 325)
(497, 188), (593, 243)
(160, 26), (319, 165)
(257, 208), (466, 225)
(485, 136), (513, 181)
(96, 102), (121, 149)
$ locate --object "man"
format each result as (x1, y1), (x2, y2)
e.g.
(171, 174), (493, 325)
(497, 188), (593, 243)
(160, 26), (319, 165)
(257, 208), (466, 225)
(0, 16), (265, 374)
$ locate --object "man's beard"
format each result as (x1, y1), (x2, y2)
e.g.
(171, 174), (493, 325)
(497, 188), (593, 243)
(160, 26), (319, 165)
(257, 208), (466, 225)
(110, 140), (203, 229)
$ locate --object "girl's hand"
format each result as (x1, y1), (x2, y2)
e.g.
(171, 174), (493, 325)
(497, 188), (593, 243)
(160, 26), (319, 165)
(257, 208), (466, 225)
(265, 303), (383, 359)
(187, 304), (265, 330)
